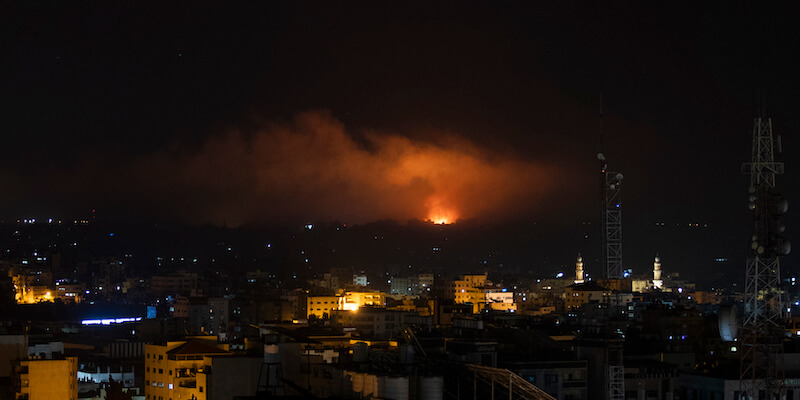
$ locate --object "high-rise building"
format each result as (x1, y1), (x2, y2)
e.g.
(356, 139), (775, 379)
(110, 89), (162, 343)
(13, 356), (78, 400)
(144, 338), (262, 400)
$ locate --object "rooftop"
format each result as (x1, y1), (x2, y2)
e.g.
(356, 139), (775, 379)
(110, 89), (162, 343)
(166, 339), (230, 355)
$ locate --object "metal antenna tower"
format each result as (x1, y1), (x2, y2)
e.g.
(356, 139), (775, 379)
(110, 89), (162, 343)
(597, 112), (625, 400)
(740, 117), (789, 399)
(607, 339), (625, 400)
(598, 153), (624, 280)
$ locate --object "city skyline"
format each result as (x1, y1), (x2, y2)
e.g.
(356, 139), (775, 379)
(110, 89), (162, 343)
(3, 3), (798, 275)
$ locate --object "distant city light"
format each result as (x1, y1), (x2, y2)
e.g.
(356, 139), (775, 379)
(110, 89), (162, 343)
(81, 317), (142, 326)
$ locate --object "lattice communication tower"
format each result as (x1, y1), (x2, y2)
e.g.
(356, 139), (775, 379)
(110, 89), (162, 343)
(740, 117), (790, 399)
(599, 153), (624, 280)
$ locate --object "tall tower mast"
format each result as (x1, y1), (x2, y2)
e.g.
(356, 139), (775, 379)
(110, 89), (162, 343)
(740, 117), (789, 398)
(597, 99), (624, 400)
(598, 153), (624, 279)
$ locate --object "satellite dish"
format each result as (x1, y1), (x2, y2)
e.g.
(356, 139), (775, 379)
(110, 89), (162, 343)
(778, 199), (789, 214)
(597, 153), (606, 161)
(719, 305), (739, 342)
(779, 240), (791, 256)
(615, 173), (624, 181)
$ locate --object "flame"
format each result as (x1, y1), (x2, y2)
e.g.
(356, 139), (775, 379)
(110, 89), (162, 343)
(426, 197), (458, 224)
(429, 215), (453, 225)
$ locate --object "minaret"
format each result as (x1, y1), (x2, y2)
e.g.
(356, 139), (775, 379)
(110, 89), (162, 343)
(575, 253), (585, 284)
(653, 255), (663, 289)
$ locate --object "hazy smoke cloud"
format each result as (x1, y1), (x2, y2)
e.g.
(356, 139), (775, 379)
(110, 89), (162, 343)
(9, 111), (558, 226)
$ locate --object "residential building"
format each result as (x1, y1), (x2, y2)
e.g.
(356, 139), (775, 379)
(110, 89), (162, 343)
(150, 272), (199, 296)
(340, 291), (386, 311)
(14, 356), (78, 400)
(307, 295), (340, 319)
(144, 339), (261, 400)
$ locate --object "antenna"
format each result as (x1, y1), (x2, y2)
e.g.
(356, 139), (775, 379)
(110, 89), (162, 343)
(740, 116), (789, 398)
(599, 93), (605, 153)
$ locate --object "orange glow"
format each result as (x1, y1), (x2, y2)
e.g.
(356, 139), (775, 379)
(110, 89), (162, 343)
(427, 210), (457, 224)
(12, 276), (56, 304)
(426, 197), (458, 224)
(62, 111), (555, 226)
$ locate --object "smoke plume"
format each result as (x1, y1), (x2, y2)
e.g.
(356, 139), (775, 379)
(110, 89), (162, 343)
(8, 111), (558, 226)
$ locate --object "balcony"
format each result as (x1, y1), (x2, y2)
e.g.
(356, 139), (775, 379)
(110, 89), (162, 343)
(175, 368), (197, 378)
(178, 379), (197, 388)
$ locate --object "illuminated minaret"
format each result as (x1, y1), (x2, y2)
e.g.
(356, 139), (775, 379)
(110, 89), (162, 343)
(653, 255), (663, 289)
(575, 254), (585, 284)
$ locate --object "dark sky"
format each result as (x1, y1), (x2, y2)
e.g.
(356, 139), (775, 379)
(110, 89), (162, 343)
(2, 2), (799, 275)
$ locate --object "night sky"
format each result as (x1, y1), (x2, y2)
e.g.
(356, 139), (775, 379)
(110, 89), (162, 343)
(3, 3), (799, 277)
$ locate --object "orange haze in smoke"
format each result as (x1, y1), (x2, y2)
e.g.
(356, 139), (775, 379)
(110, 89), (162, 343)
(36, 111), (557, 226)
(426, 196), (458, 224)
